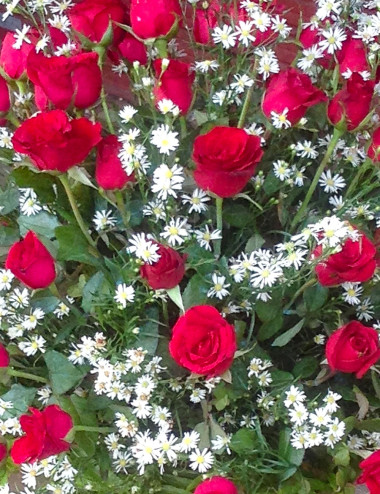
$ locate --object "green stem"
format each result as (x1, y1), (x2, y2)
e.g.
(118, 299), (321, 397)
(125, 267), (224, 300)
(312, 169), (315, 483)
(285, 277), (317, 311)
(8, 368), (48, 384)
(237, 85), (253, 128)
(345, 159), (373, 198)
(162, 300), (169, 327)
(155, 38), (168, 58)
(73, 425), (114, 433)
(114, 190), (130, 227)
(179, 116), (187, 139)
(215, 196), (223, 258)
(59, 174), (98, 249)
(290, 128), (343, 231)
(101, 87), (115, 134)
(6, 112), (20, 127)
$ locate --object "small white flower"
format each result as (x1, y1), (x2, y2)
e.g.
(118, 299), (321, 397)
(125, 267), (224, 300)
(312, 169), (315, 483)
(114, 283), (135, 308)
(319, 26), (347, 54)
(19, 335), (46, 356)
(151, 163), (184, 201)
(150, 125), (179, 155)
(273, 160), (291, 181)
(0, 269), (14, 291)
(342, 282), (363, 305)
(271, 108), (291, 129)
(182, 189), (210, 214)
(189, 448), (214, 473)
(157, 99), (180, 116)
(212, 25), (237, 49)
(179, 431), (200, 453)
(207, 274), (230, 300)
(235, 20), (256, 46)
(323, 391), (342, 413)
(194, 60), (220, 73)
(12, 25), (31, 49)
(93, 210), (117, 231)
(128, 233), (161, 264)
(319, 170), (346, 193)
(313, 334), (326, 345)
(284, 386), (306, 408)
(160, 218), (190, 246)
(119, 105), (138, 123)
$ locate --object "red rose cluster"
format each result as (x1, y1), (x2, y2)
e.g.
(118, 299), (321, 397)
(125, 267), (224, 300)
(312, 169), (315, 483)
(194, 477), (238, 494)
(358, 450), (380, 494)
(140, 243), (186, 290)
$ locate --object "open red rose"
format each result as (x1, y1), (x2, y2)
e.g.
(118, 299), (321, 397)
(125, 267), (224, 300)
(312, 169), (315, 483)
(327, 73), (374, 131)
(12, 110), (102, 173)
(169, 305), (237, 377)
(262, 68), (327, 125)
(96, 135), (135, 190)
(0, 344), (9, 368)
(357, 450), (380, 493)
(140, 243), (186, 290)
(326, 321), (380, 378)
(6, 231), (56, 290)
(368, 127), (380, 163)
(193, 0), (221, 44)
(68, 0), (125, 44)
(192, 126), (263, 197)
(0, 31), (38, 79)
(337, 37), (369, 76)
(314, 233), (377, 286)
(153, 59), (194, 115)
(11, 405), (73, 464)
(0, 75), (10, 116)
(130, 0), (181, 39)
(27, 51), (102, 110)
(194, 477), (238, 494)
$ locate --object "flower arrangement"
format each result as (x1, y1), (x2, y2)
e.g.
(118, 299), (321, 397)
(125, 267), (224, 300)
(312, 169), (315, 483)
(0, 0), (379, 493)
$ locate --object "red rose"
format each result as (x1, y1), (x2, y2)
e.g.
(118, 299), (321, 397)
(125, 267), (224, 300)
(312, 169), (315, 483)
(27, 51), (102, 110)
(327, 73), (374, 131)
(12, 110), (102, 173)
(193, 0), (221, 44)
(314, 233), (377, 286)
(5, 231), (56, 290)
(117, 33), (148, 65)
(262, 68), (327, 125)
(357, 450), (380, 493)
(153, 59), (194, 115)
(326, 321), (380, 378)
(368, 127), (380, 162)
(11, 405), (73, 464)
(0, 31), (37, 79)
(169, 305), (237, 377)
(140, 243), (186, 290)
(337, 37), (369, 75)
(0, 344), (9, 368)
(194, 477), (238, 494)
(0, 444), (6, 463)
(68, 0), (125, 44)
(192, 126), (263, 198)
(130, 0), (181, 39)
(96, 135), (135, 190)
(0, 75), (10, 115)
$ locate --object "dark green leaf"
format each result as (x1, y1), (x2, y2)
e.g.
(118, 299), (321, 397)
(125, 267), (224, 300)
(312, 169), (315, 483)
(44, 350), (85, 394)
(230, 428), (257, 454)
(55, 225), (99, 266)
(293, 357), (318, 379)
(18, 211), (61, 238)
(0, 384), (36, 418)
(0, 185), (19, 214)
(12, 167), (56, 202)
(224, 203), (252, 228)
(82, 272), (105, 313)
(183, 274), (209, 309)
(257, 312), (283, 341)
(304, 284), (328, 311)
(137, 306), (159, 354)
(272, 319), (304, 347)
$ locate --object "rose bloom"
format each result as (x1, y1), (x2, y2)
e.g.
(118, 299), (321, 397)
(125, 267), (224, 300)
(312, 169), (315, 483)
(194, 477), (238, 494)
(140, 243), (186, 290)
(117, 33), (148, 65)
(0, 31), (38, 79)
(327, 73), (374, 131)
(130, 0), (181, 39)
(326, 321), (380, 379)
(0, 444), (6, 463)
(357, 450), (380, 493)
(0, 344), (9, 368)
(192, 126), (263, 197)
(193, 0), (221, 44)
(6, 231), (56, 290)
(27, 51), (102, 110)
(12, 110), (102, 173)
(11, 405), (73, 464)
(68, 0), (126, 44)
(368, 127), (380, 163)
(96, 135), (135, 190)
(153, 59), (194, 115)
(337, 37), (369, 76)
(314, 233), (377, 286)
(169, 305), (237, 377)
(262, 68), (327, 125)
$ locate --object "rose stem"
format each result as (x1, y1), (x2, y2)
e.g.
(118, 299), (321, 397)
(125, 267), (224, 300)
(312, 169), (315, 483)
(8, 368), (48, 384)
(73, 425), (115, 433)
(95, 46), (115, 134)
(59, 174), (98, 250)
(237, 85), (253, 129)
(290, 127), (343, 231)
(114, 190), (130, 227)
(284, 277), (317, 311)
(214, 196), (223, 258)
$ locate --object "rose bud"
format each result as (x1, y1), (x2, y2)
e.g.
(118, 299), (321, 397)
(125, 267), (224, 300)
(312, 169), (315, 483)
(337, 37), (369, 76)
(153, 59), (194, 115)
(11, 405), (73, 464)
(96, 135), (135, 190)
(0, 31), (38, 79)
(327, 73), (374, 131)
(0, 75), (10, 116)
(140, 243), (186, 290)
(368, 127), (380, 163)
(169, 305), (237, 377)
(357, 450), (380, 493)
(27, 51), (102, 110)
(192, 126), (263, 198)
(262, 68), (327, 126)
(68, 0), (126, 45)
(326, 321), (380, 378)
(0, 444), (7, 463)
(193, 0), (221, 45)
(117, 33), (148, 66)
(314, 233), (376, 286)
(130, 0), (181, 40)
(5, 231), (56, 290)
(0, 344), (10, 368)
(12, 110), (102, 173)
(194, 477), (238, 494)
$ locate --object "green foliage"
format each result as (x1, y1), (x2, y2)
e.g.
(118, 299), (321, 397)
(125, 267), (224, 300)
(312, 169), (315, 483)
(44, 350), (85, 394)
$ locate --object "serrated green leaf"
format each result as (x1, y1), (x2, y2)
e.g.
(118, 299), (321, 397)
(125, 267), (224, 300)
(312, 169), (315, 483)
(44, 350), (85, 395)
(55, 225), (99, 266)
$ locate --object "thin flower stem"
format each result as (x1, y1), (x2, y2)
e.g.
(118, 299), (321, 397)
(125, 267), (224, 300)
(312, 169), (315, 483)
(345, 158), (373, 198)
(215, 196), (223, 258)
(101, 87), (115, 134)
(114, 190), (130, 227)
(8, 368), (48, 384)
(73, 425), (114, 433)
(237, 85), (253, 129)
(290, 128), (343, 231)
(59, 174), (98, 249)
(285, 277), (317, 311)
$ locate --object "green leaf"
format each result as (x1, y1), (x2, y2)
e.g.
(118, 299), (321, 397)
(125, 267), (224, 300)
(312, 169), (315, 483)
(82, 272), (105, 313)
(31, 295), (59, 313)
(304, 284), (328, 311)
(194, 422), (210, 450)
(272, 319), (305, 347)
(68, 166), (96, 189)
(333, 445), (350, 467)
(183, 274), (209, 309)
(18, 211), (61, 238)
(279, 428), (305, 467)
(55, 225), (99, 266)
(12, 167), (56, 203)
(0, 384), (36, 418)
(44, 350), (85, 395)
(257, 312), (283, 341)
(129, 199), (144, 227)
(293, 357), (318, 379)
(224, 203), (253, 228)
(137, 307), (159, 355)
(0, 185), (19, 214)
(0, 226), (20, 247)
(245, 233), (265, 253)
(256, 291), (283, 322)
(355, 418), (380, 432)
(166, 285), (184, 313)
(230, 428), (257, 454)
